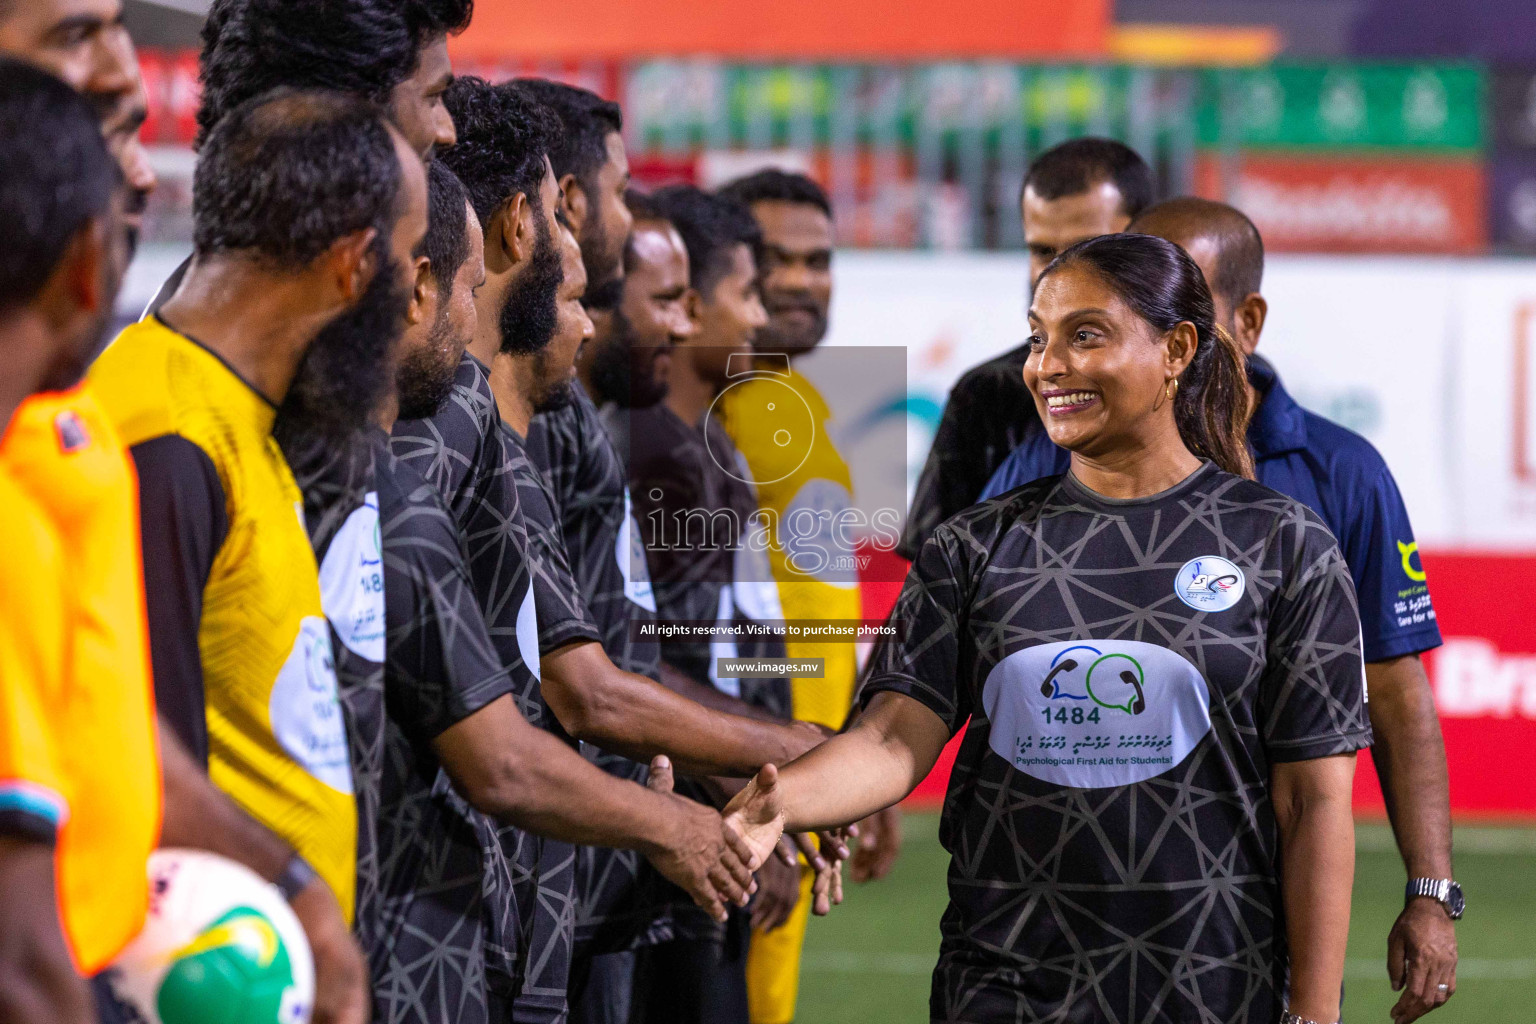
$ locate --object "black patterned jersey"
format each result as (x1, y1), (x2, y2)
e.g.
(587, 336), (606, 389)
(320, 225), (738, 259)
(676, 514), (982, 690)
(498, 422), (606, 1018)
(527, 389), (677, 955)
(628, 405), (794, 944)
(527, 386), (660, 677)
(630, 404), (791, 716)
(863, 463), (1371, 1024)
(279, 425), (387, 940)
(369, 431), (518, 1024)
(390, 353), (554, 1006)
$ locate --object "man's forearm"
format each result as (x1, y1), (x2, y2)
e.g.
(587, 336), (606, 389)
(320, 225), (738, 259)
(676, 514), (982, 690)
(1274, 755), (1357, 1024)
(657, 662), (785, 723)
(1366, 655), (1453, 878)
(156, 718), (292, 881)
(0, 840), (92, 1024)
(434, 697), (677, 852)
(542, 642), (816, 776)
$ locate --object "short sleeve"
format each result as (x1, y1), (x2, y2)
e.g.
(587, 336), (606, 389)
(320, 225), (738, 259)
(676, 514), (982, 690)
(131, 434), (228, 764)
(1260, 508), (1373, 762)
(380, 469), (516, 740)
(504, 431), (601, 654)
(1332, 461), (1442, 662)
(0, 490), (70, 842)
(859, 526), (973, 735)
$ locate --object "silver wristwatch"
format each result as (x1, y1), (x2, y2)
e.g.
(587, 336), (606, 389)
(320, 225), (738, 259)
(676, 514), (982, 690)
(1406, 877), (1465, 919)
(1281, 1013), (1338, 1024)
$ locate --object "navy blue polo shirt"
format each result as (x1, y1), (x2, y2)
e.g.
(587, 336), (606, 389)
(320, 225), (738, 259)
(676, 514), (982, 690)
(978, 356), (1442, 663)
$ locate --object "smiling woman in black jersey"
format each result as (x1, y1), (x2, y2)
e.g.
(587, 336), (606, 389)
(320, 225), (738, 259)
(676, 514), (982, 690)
(726, 233), (1369, 1024)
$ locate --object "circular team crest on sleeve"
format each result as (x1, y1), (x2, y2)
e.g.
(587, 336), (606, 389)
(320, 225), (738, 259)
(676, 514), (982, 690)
(1174, 555), (1245, 612)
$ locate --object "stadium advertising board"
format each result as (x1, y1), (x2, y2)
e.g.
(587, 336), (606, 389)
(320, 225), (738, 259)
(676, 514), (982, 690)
(1193, 152), (1487, 253)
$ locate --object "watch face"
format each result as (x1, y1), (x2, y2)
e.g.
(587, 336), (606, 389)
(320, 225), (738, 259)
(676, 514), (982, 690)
(1447, 882), (1465, 919)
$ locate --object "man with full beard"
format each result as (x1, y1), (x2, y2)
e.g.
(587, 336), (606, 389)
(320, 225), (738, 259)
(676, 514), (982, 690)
(369, 162), (760, 1024)
(512, 80), (677, 1024)
(395, 78), (830, 1023)
(93, 90), (427, 1024)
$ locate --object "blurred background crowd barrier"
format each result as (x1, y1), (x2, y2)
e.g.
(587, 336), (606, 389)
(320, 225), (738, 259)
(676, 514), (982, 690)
(119, 0), (1536, 821)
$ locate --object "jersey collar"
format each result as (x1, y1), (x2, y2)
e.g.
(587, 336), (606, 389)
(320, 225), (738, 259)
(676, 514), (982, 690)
(1247, 355), (1308, 459)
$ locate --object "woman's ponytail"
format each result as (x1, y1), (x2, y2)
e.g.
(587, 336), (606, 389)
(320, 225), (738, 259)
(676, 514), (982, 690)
(1174, 323), (1254, 479)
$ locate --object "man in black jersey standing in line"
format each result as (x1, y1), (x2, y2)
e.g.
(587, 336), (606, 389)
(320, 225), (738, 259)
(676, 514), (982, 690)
(511, 79), (681, 1024)
(898, 138), (1154, 560)
(625, 184), (799, 1024)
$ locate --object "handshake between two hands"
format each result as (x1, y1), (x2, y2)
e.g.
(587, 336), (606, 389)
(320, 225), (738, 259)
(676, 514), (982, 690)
(641, 758), (851, 924)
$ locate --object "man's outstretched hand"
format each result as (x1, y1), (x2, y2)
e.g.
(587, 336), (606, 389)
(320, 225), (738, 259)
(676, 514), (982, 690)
(641, 756), (757, 923)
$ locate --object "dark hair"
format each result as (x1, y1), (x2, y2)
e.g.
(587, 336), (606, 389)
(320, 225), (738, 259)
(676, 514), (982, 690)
(400, 0), (474, 42)
(650, 185), (761, 295)
(718, 168), (832, 218)
(196, 0), (416, 148)
(440, 77), (561, 226)
(1023, 138), (1155, 220)
(0, 58), (118, 311)
(1042, 233), (1254, 479)
(193, 88), (402, 269)
(624, 187), (666, 224)
(507, 78), (621, 192)
(422, 161), (472, 291)
(1129, 196), (1264, 308)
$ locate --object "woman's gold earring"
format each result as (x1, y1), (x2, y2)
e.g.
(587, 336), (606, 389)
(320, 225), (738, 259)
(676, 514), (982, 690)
(1165, 378), (1179, 402)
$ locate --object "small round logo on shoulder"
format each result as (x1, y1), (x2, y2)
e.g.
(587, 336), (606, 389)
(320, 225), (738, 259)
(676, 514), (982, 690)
(1174, 555), (1245, 612)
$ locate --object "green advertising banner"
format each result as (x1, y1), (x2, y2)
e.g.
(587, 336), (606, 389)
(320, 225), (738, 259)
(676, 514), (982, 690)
(626, 60), (1183, 152)
(1198, 63), (1485, 152)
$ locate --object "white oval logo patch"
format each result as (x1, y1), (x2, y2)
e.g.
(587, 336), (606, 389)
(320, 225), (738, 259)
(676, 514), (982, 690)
(618, 488), (657, 612)
(269, 616), (353, 794)
(1173, 555), (1246, 612)
(981, 639), (1213, 789)
(317, 492), (385, 662)
(516, 581), (541, 681)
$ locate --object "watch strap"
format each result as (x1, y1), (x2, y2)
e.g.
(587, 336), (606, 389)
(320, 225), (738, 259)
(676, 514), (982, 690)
(274, 853), (319, 902)
(1406, 877), (1451, 905)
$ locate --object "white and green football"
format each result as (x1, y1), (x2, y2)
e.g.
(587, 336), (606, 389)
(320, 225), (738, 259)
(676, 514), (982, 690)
(106, 849), (315, 1024)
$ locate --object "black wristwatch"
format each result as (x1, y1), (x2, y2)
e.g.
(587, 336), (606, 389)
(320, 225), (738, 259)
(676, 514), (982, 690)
(1406, 878), (1465, 920)
(274, 853), (320, 903)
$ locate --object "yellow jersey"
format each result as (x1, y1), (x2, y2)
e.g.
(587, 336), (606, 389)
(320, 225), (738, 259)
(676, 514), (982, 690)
(0, 386), (163, 972)
(92, 317), (356, 918)
(716, 364), (861, 729)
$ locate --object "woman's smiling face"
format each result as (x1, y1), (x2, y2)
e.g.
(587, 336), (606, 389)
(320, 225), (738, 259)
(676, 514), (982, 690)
(1022, 261), (1185, 461)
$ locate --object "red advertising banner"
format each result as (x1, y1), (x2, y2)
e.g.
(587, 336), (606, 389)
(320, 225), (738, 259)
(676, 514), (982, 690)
(1193, 152), (1487, 254)
(865, 548), (1536, 821)
(1355, 550), (1536, 820)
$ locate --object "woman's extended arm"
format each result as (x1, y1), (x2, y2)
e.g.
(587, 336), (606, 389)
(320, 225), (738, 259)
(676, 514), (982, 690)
(1272, 752), (1358, 1024)
(723, 691), (952, 869)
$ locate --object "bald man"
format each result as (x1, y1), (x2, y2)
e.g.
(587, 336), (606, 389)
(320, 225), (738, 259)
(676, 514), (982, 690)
(982, 197), (1459, 1024)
